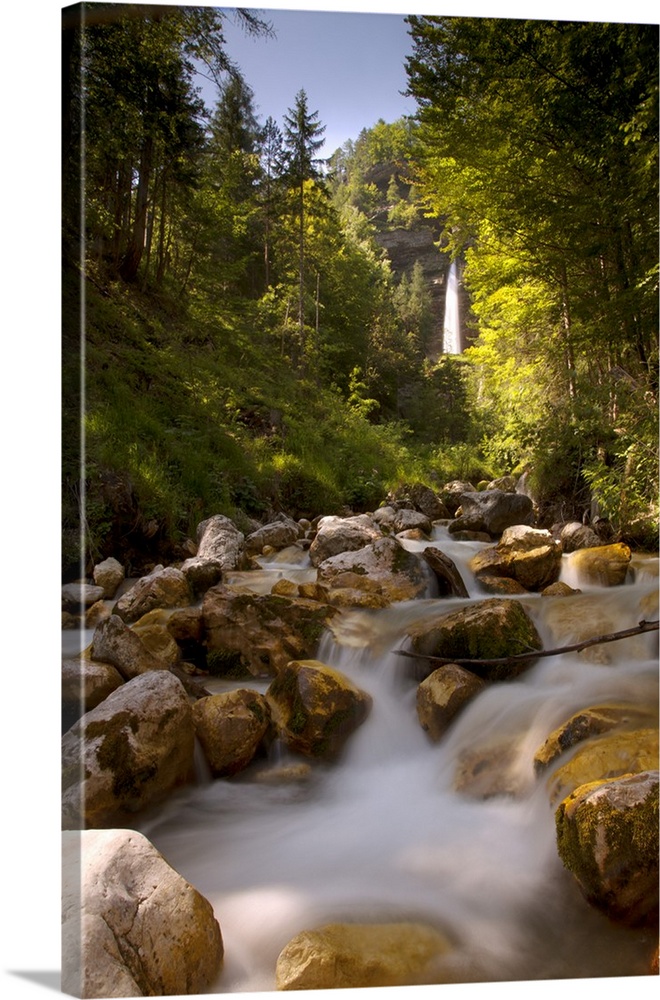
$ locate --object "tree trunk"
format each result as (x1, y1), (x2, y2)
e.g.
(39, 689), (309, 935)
(119, 135), (153, 282)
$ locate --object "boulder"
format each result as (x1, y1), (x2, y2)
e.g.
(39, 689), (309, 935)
(470, 525), (562, 591)
(62, 670), (195, 828)
(202, 585), (337, 677)
(192, 689), (271, 776)
(62, 658), (124, 726)
(266, 659), (371, 759)
(132, 610), (182, 666)
(566, 543), (632, 587)
(475, 575), (528, 595)
(91, 614), (170, 680)
(85, 600), (112, 628)
(245, 515), (302, 555)
(407, 598), (543, 682)
(546, 727), (659, 806)
(559, 521), (602, 553)
(449, 489), (535, 536)
(534, 703), (658, 774)
(180, 514), (245, 595)
(62, 583), (106, 612)
(416, 664), (486, 741)
(388, 482), (450, 520)
(62, 828), (223, 997)
(316, 536), (430, 606)
(486, 475), (517, 492)
(541, 581), (581, 597)
(113, 565), (191, 623)
(309, 514), (382, 567)
(392, 508), (433, 535)
(92, 556), (125, 599)
(276, 921), (451, 990)
(439, 481), (477, 516)
(555, 770), (659, 927)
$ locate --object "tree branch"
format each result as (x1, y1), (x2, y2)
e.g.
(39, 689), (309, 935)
(395, 619), (659, 669)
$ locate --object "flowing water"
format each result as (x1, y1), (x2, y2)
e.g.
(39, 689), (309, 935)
(443, 259), (461, 356)
(135, 529), (658, 992)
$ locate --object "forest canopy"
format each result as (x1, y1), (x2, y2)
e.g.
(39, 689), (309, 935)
(61, 6), (659, 573)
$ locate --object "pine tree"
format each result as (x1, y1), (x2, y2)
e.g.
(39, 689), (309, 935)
(281, 90), (326, 368)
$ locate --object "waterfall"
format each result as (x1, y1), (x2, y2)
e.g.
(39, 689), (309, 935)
(443, 258), (461, 355)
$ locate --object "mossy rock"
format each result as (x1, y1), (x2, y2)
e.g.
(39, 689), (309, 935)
(547, 727), (659, 806)
(534, 703), (658, 774)
(555, 770), (659, 927)
(266, 659), (371, 759)
(407, 598), (543, 681)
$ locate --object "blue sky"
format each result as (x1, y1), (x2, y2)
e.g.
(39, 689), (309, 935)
(203, 8), (417, 158)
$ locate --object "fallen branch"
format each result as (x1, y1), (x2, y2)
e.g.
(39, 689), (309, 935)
(395, 619), (659, 669)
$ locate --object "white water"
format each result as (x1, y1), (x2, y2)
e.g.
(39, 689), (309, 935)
(443, 259), (462, 355)
(135, 529), (658, 992)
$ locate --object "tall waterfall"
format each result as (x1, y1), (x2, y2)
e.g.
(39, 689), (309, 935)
(442, 258), (461, 355)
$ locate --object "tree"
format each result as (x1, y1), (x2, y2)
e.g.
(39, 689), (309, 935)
(281, 89), (326, 368)
(405, 16), (658, 523)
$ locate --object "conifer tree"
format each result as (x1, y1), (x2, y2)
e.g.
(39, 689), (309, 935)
(281, 89), (326, 368)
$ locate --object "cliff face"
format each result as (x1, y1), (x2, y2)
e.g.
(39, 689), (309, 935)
(366, 162), (471, 360)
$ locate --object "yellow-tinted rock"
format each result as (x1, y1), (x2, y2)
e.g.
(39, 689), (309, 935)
(568, 542), (631, 587)
(275, 921), (451, 990)
(547, 728), (659, 805)
(534, 703), (658, 773)
(266, 659), (371, 759)
(192, 689), (271, 777)
(417, 664), (486, 742)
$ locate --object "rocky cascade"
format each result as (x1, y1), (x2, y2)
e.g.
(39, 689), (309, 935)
(61, 474), (659, 992)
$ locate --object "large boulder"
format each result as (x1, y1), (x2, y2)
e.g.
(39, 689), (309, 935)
(266, 659), (371, 759)
(92, 556), (125, 599)
(391, 508), (433, 535)
(566, 542), (632, 587)
(62, 670), (195, 828)
(192, 689), (271, 776)
(315, 536), (430, 606)
(113, 565), (191, 623)
(91, 614), (171, 680)
(275, 921), (451, 990)
(202, 585), (337, 677)
(180, 514), (245, 596)
(469, 525), (562, 591)
(555, 770), (659, 927)
(245, 515), (302, 555)
(416, 664), (486, 741)
(449, 489), (534, 536)
(387, 482), (450, 521)
(406, 598), (543, 682)
(132, 610), (182, 666)
(308, 514), (382, 567)
(439, 481), (477, 516)
(62, 828), (223, 997)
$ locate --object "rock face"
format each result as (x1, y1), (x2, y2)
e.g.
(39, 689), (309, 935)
(192, 689), (271, 776)
(309, 514), (382, 567)
(315, 536), (430, 606)
(202, 585), (337, 677)
(266, 659), (372, 759)
(275, 921), (451, 990)
(470, 525), (562, 591)
(449, 489), (535, 536)
(62, 670), (195, 829)
(416, 664), (486, 742)
(62, 828), (223, 997)
(555, 770), (659, 927)
(180, 514), (245, 596)
(567, 542), (632, 587)
(113, 565), (191, 623)
(91, 614), (170, 680)
(407, 598), (543, 681)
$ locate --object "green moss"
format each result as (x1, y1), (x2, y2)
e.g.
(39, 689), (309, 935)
(89, 712), (158, 801)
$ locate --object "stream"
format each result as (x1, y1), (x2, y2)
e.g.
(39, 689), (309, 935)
(129, 527), (658, 992)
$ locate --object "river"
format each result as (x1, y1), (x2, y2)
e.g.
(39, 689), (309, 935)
(130, 527), (658, 993)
